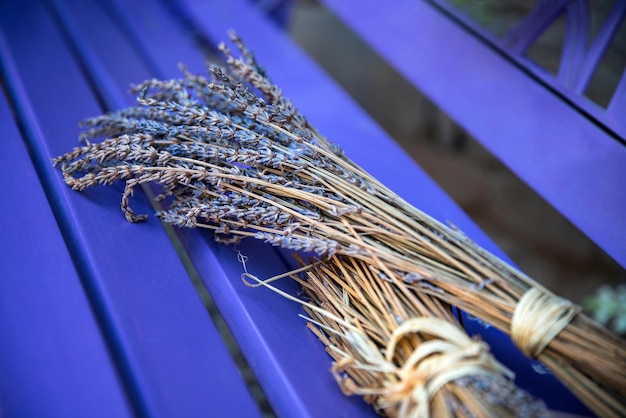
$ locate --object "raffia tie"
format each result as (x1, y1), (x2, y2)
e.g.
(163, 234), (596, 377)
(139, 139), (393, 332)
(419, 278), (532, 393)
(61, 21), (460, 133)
(511, 288), (580, 358)
(333, 317), (512, 418)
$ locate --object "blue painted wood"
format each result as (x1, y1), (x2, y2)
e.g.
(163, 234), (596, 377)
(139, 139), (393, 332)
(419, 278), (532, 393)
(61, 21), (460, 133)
(0, 66), (132, 418)
(322, 0), (626, 270)
(0, 1), (260, 416)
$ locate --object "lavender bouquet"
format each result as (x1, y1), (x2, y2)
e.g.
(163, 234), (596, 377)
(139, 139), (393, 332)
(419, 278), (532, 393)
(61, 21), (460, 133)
(53, 33), (625, 417)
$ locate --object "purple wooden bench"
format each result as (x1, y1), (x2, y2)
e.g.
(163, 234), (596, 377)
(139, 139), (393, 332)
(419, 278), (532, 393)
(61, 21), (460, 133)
(0, 0), (620, 416)
(321, 0), (626, 269)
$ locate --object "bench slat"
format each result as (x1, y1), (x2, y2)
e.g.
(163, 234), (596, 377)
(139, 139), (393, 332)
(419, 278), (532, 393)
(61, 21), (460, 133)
(0, 70), (133, 418)
(0, 2), (260, 416)
(321, 0), (626, 269)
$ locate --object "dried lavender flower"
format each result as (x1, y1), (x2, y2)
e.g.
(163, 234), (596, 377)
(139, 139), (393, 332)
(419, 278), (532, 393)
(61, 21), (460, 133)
(53, 31), (626, 418)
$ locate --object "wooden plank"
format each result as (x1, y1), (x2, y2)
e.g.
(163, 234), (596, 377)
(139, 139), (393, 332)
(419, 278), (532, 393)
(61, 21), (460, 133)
(321, 0), (626, 269)
(0, 2), (260, 417)
(0, 66), (132, 418)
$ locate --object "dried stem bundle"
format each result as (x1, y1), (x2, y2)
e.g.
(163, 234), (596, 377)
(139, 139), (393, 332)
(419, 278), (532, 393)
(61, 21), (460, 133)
(243, 254), (548, 417)
(53, 32), (625, 417)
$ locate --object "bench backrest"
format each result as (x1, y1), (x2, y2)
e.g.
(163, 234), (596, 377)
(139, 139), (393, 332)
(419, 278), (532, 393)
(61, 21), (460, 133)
(321, 0), (626, 269)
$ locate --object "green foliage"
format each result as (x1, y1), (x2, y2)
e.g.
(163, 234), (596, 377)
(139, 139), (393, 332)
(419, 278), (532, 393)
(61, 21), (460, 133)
(584, 285), (626, 335)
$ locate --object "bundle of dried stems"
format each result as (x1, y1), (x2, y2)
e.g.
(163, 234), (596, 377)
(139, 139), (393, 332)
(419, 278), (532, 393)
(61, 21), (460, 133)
(243, 254), (548, 417)
(53, 33), (625, 417)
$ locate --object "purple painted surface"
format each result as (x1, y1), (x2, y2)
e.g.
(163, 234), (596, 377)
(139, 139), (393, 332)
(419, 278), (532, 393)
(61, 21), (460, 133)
(435, 0), (626, 138)
(0, 69), (132, 418)
(571, 0), (626, 94)
(0, 1), (260, 417)
(558, 0), (588, 88)
(502, 0), (573, 55)
(502, 0), (625, 95)
(323, 0), (626, 271)
(252, 0), (294, 26)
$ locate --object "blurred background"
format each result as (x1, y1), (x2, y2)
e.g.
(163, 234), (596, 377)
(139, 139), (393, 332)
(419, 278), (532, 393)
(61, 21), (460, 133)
(256, 0), (626, 304)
